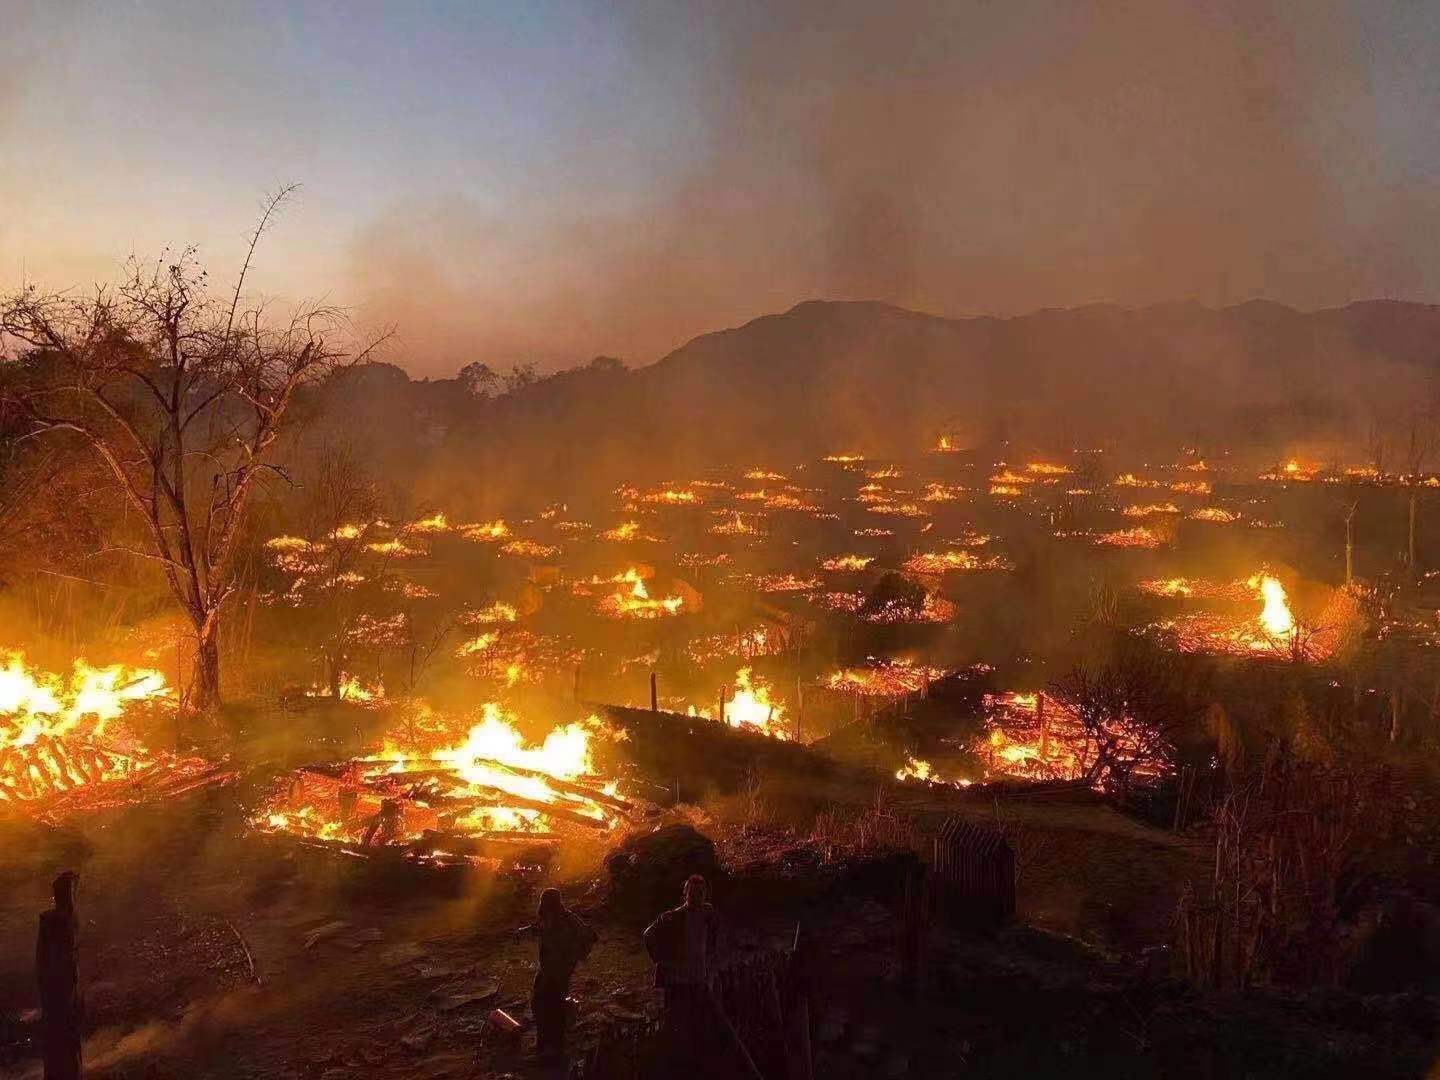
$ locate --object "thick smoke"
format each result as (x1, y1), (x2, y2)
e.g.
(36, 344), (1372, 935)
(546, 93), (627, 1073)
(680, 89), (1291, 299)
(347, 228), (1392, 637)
(348, 0), (1430, 375)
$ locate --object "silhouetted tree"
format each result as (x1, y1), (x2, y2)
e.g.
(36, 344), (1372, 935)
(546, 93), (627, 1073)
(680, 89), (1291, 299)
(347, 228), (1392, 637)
(0, 187), (383, 714)
(458, 361), (500, 399)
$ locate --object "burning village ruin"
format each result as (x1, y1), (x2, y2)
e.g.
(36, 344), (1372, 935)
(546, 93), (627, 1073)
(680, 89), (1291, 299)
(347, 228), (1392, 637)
(8, 6), (1440, 1076)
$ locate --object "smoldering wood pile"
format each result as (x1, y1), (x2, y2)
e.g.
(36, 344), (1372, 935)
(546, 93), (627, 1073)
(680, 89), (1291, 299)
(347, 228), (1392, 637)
(0, 734), (230, 819)
(257, 760), (646, 872)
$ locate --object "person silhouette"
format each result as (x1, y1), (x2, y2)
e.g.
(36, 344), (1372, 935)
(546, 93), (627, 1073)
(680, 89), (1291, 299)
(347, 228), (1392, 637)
(527, 887), (595, 1061)
(36, 870), (82, 1080)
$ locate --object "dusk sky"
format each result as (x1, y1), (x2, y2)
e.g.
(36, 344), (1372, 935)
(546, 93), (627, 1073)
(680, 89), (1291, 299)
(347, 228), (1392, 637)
(4, 1), (1439, 375)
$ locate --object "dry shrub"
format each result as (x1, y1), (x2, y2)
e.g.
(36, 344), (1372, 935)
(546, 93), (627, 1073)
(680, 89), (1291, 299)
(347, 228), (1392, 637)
(809, 793), (919, 862)
(1177, 744), (1396, 990)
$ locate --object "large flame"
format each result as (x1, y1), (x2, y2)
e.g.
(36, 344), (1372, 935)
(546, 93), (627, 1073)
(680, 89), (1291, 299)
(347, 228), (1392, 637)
(1248, 573), (1296, 643)
(0, 652), (222, 815)
(597, 569), (685, 618)
(255, 703), (630, 855)
(694, 668), (789, 740)
(0, 652), (169, 750)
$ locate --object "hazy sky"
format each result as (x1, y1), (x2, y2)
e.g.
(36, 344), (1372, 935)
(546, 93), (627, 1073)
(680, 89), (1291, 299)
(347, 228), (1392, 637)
(3, 1), (1439, 374)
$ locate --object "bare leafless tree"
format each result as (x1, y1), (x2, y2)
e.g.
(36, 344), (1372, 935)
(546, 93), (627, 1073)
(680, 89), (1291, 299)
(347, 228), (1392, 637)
(1400, 404), (1440, 580)
(1048, 641), (1195, 792)
(282, 439), (384, 696)
(0, 187), (385, 713)
(1365, 409), (1390, 479)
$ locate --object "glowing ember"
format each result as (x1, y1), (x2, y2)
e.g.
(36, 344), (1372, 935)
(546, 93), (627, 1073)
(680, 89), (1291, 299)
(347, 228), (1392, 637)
(747, 573), (822, 593)
(366, 538), (422, 558)
(1095, 527), (1164, 548)
(467, 601), (519, 625)
(865, 498), (928, 517)
(824, 659), (946, 697)
(821, 554), (874, 571)
(922, 482), (967, 502)
(895, 756), (973, 787)
(1026, 462), (1071, 476)
(306, 674), (386, 705)
(864, 593), (956, 624)
(596, 569), (686, 619)
(975, 691), (1112, 785)
(682, 625), (790, 665)
(1261, 460), (1319, 482)
(710, 513), (765, 536)
(642, 487), (701, 506)
(455, 631), (500, 658)
(679, 551), (731, 567)
(903, 550), (1010, 574)
(596, 521), (642, 541)
(1113, 473), (1162, 488)
(1138, 577), (1252, 601)
(1122, 503), (1181, 517)
(990, 470), (1033, 489)
(460, 520), (510, 541)
(738, 489), (818, 512)
(1190, 507), (1241, 523)
(411, 511), (452, 533)
(500, 538), (559, 559)
(813, 591), (865, 614)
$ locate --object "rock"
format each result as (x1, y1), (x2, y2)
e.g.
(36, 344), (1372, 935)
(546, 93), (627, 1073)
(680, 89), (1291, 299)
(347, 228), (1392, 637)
(381, 943), (428, 967)
(417, 1052), (472, 1078)
(303, 920), (350, 949)
(400, 1025), (435, 1052)
(605, 823), (724, 914)
(436, 981), (500, 1010)
(780, 845), (821, 872)
(416, 962), (458, 980)
(338, 927), (384, 950)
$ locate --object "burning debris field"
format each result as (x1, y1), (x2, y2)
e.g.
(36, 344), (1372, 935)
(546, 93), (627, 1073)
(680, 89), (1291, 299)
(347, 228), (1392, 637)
(3, 416), (1435, 1078)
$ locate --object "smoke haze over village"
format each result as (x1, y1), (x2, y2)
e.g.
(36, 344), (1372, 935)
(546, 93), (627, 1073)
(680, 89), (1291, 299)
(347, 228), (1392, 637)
(5, 1), (1440, 374)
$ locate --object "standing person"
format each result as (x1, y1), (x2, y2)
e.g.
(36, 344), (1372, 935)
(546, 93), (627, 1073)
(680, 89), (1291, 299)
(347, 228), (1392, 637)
(35, 870), (82, 1080)
(643, 874), (720, 1042)
(526, 888), (596, 1062)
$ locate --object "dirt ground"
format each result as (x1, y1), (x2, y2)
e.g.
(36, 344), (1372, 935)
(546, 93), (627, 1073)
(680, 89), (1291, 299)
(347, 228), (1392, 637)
(0, 721), (1433, 1078)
